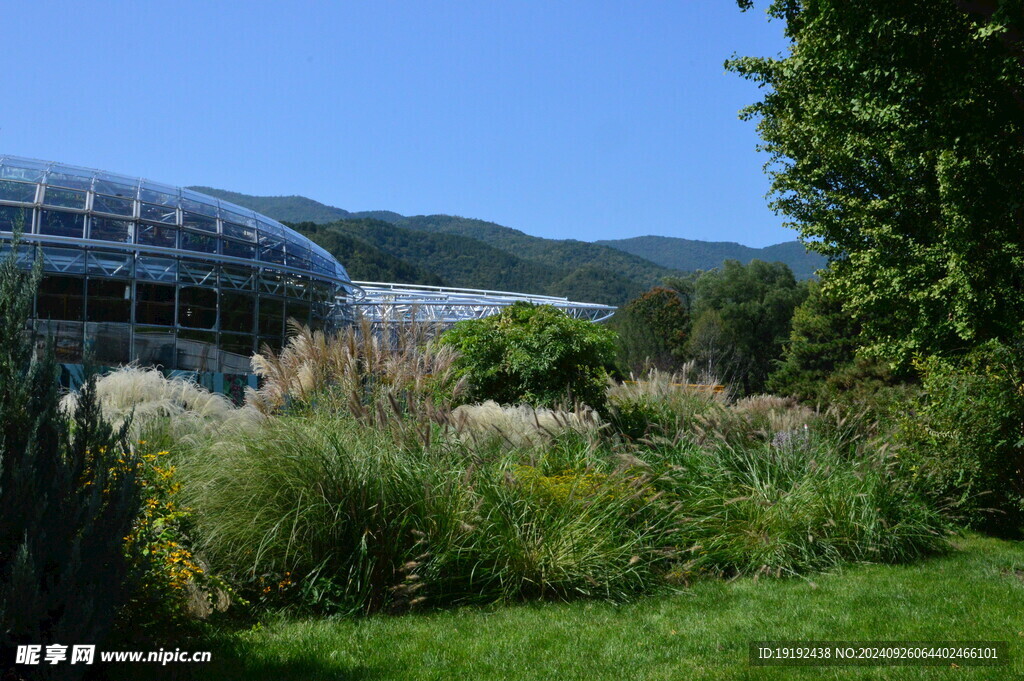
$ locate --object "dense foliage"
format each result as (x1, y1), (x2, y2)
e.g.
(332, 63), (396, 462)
(896, 341), (1024, 536)
(611, 286), (692, 374)
(687, 260), (807, 393)
(730, 0), (1024, 368)
(0, 244), (141, 680)
(441, 302), (618, 410)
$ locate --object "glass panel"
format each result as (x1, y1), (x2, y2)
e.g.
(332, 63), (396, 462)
(89, 217), (133, 242)
(86, 280), (131, 323)
(220, 332), (254, 357)
(0, 205), (34, 232)
(259, 271), (284, 294)
(37, 275), (84, 321)
(35, 320), (84, 363)
(85, 322), (132, 366)
(181, 230), (218, 254)
(139, 202), (177, 224)
(221, 265), (255, 290)
(87, 251), (133, 278)
(44, 172), (92, 191)
(139, 187), (178, 206)
(257, 335), (283, 354)
(222, 240), (256, 260)
(222, 221), (256, 241)
(94, 177), (137, 198)
(222, 208), (257, 229)
(92, 194), (135, 217)
(136, 256), (177, 282)
(134, 326), (175, 369)
(220, 291), (255, 334)
(179, 191), (219, 217)
(285, 300), (311, 327)
(38, 210), (85, 237)
(137, 223), (177, 249)
(0, 162), (46, 183)
(179, 286), (216, 329)
(219, 334), (253, 373)
(182, 212), (217, 233)
(42, 187), (87, 210)
(0, 179), (37, 203)
(135, 282), (176, 325)
(257, 297), (284, 337)
(179, 260), (216, 286)
(177, 329), (218, 371)
(40, 247), (86, 273)
(260, 246), (286, 264)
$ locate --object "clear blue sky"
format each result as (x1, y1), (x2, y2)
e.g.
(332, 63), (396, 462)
(3, 1), (790, 247)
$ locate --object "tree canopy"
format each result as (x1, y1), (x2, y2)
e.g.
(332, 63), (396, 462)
(729, 1), (1024, 368)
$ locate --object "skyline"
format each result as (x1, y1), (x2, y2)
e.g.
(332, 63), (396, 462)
(3, 2), (791, 247)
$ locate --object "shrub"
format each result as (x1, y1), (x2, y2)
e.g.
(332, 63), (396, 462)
(896, 341), (1024, 536)
(182, 415), (674, 613)
(440, 302), (617, 411)
(648, 424), (950, 578)
(0, 242), (141, 680)
(117, 442), (234, 641)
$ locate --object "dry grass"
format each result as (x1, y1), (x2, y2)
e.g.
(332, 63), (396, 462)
(449, 400), (605, 447)
(60, 365), (260, 441)
(247, 319), (466, 424)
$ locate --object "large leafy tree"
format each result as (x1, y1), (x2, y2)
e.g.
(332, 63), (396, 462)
(729, 1), (1024, 368)
(688, 259), (807, 393)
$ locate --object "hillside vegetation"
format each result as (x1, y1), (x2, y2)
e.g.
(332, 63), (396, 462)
(189, 187), (820, 305)
(596, 235), (825, 280)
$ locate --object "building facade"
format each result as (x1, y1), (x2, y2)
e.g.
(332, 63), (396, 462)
(0, 155), (353, 374)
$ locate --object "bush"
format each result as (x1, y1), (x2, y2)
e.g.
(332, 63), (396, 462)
(648, 420), (950, 578)
(182, 415), (674, 613)
(0, 243), (142, 680)
(440, 302), (617, 411)
(896, 341), (1024, 536)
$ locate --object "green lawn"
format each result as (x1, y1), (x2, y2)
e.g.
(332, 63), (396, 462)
(152, 534), (1024, 680)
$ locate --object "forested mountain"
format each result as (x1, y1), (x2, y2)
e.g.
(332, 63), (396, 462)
(595, 235), (825, 280)
(289, 220), (648, 304)
(190, 186), (819, 304)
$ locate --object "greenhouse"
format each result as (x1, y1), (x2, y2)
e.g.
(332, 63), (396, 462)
(0, 155), (353, 375)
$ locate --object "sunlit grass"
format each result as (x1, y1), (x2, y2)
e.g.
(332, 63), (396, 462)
(176, 534), (1024, 681)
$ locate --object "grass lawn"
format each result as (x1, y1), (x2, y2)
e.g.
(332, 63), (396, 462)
(144, 534), (1024, 680)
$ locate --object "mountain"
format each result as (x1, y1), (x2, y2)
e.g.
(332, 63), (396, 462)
(189, 186), (821, 305)
(594, 235), (826, 280)
(289, 219), (647, 305)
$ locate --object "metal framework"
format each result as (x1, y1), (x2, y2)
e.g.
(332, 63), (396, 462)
(347, 281), (616, 324)
(0, 154), (615, 374)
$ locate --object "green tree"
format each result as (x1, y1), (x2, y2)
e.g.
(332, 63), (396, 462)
(687, 260), (807, 393)
(767, 276), (860, 400)
(440, 302), (617, 410)
(729, 1), (1024, 368)
(0, 240), (141, 680)
(611, 285), (691, 374)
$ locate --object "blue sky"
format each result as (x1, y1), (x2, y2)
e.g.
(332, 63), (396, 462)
(3, 2), (790, 246)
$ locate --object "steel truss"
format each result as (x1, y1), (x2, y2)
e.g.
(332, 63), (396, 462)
(344, 281), (616, 324)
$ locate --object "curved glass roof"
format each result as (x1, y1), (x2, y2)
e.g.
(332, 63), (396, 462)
(0, 154), (351, 287)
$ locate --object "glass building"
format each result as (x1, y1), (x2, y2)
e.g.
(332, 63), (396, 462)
(0, 155), (353, 374)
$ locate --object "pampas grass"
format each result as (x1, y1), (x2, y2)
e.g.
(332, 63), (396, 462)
(60, 365), (261, 442)
(247, 319), (465, 424)
(449, 401), (605, 447)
